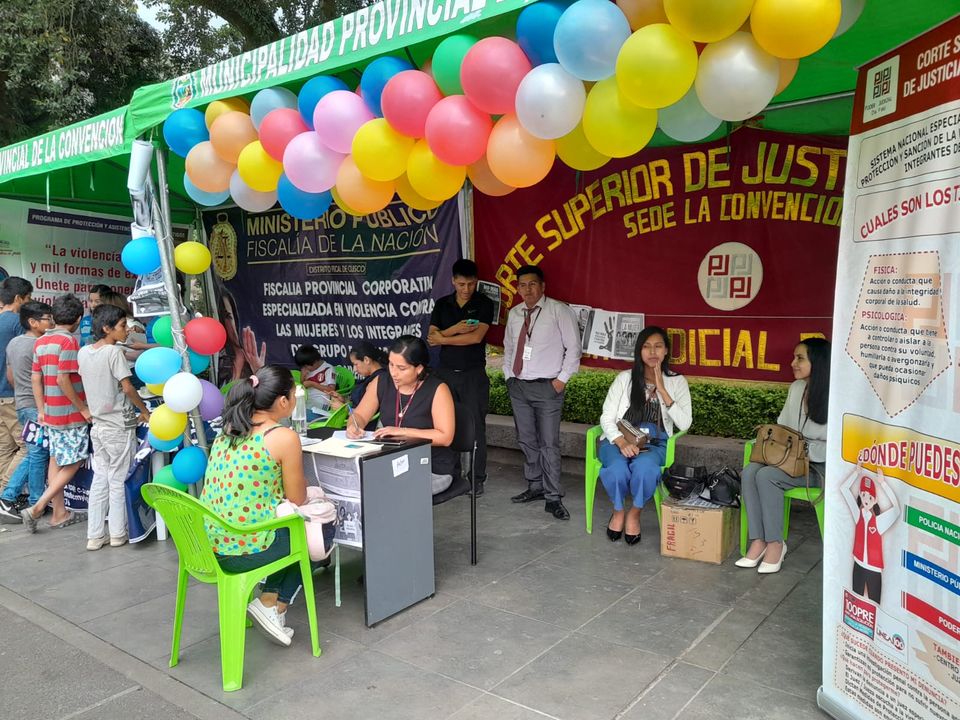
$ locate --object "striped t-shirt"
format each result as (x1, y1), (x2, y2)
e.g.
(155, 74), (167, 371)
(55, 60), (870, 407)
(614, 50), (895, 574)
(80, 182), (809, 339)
(32, 329), (86, 428)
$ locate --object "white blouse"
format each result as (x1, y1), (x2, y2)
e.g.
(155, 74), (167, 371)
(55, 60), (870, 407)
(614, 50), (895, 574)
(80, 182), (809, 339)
(778, 379), (828, 463)
(600, 370), (693, 442)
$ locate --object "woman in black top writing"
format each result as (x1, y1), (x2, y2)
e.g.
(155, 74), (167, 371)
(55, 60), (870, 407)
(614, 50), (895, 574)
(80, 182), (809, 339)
(346, 336), (456, 494)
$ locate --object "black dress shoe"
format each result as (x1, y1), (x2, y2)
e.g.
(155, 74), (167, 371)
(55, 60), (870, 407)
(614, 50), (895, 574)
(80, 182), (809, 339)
(545, 500), (570, 520)
(470, 483), (484, 497)
(511, 488), (545, 503)
(606, 527), (623, 542)
(624, 532), (642, 545)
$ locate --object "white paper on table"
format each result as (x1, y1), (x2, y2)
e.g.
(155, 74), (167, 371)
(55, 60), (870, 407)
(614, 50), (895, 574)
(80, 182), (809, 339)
(303, 437), (383, 458)
(331, 429), (376, 441)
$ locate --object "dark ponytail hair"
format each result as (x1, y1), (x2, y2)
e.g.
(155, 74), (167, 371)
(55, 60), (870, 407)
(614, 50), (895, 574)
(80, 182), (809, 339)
(222, 366), (295, 438)
(800, 337), (831, 425)
(349, 341), (387, 367)
(389, 335), (431, 380)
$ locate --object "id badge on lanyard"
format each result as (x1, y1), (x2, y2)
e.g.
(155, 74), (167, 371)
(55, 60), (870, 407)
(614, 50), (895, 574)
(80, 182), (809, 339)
(522, 345), (533, 361)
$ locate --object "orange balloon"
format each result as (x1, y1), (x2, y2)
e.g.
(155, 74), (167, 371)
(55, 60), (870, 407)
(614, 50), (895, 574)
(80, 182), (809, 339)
(209, 111), (258, 163)
(205, 98), (250, 129)
(486, 115), (555, 189)
(185, 141), (234, 193)
(776, 57), (799, 94)
(331, 186), (366, 217)
(616, 0), (668, 30)
(395, 174), (442, 211)
(335, 156), (394, 214)
(467, 156), (516, 197)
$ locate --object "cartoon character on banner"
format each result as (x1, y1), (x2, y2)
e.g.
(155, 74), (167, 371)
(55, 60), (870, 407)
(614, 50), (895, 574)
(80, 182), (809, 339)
(841, 464), (899, 604)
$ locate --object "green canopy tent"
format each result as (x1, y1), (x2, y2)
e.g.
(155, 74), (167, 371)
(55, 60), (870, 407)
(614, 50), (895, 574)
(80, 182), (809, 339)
(0, 0), (956, 218)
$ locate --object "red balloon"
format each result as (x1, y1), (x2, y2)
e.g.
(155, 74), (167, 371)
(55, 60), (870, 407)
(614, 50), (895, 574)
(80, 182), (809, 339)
(259, 108), (309, 162)
(424, 96), (492, 166)
(381, 70), (443, 138)
(460, 37), (533, 115)
(184, 317), (227, 356)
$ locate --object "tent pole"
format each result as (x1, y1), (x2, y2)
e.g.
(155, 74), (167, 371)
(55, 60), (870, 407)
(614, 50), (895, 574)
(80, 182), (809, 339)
(194, 210), (220, 387)
(764, 91), (855, 112)
(151, 150), (209, 458)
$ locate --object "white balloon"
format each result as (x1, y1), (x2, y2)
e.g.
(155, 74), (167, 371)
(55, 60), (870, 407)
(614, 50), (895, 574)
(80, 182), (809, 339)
(695, 32), (779, 122)
(658, 86), (723, 143)
(515, 64), (587, 140)
(229, 171), (278, 213)
(833, 0), (866, 37)
(163, 372), (204, 413)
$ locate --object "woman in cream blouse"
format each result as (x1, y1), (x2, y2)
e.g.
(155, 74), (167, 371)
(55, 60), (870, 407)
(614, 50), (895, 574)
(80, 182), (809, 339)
(598, 327), (692, 544)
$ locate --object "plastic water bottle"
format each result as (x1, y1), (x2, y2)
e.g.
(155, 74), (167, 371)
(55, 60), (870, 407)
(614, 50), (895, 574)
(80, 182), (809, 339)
(293, 385), (307, 435)
(79, 314), (93, 345)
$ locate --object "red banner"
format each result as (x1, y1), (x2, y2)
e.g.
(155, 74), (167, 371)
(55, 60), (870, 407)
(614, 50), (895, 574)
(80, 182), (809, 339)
(475, 128), (847, 381)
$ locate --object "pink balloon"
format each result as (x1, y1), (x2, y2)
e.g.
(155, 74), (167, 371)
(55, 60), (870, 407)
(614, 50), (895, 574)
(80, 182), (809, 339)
(282, 132), (345, 193)
(259, 108), (309, 161)
(314, 90), (375, 153)
(460, 37), (533, 114)
(381, 70), (444, 138)
(424, 96), (493, 166)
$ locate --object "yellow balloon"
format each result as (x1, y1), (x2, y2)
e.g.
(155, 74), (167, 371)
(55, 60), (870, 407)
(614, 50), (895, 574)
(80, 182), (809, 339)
(331, 187), (366, 217)
(352, 119), (416, 182)
(776, 57), (800, 94)
(616, 0), (668, 31)
(616, 24), (698, 109)
(174, 241), (212, 274)
(146, 383), (165, 396)
(237, 141), (283, 192)
(556, 124), (610, 171)
(149, 404), (188, 441)
(205, 98), (250, 129)
(395, 174), (442, 211)
(663, 0), (754, 42)
(406, 139), (466, 202)
(335, 156), (395, 214)
(751, 0), (841, 59)
(582, 78), (657, 159)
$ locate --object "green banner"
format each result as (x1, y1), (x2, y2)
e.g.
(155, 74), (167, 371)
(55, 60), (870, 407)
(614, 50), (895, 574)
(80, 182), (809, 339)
(0, 107), (132, 185)
(130, 0), (527, 135)
(906, 506), (960, 546)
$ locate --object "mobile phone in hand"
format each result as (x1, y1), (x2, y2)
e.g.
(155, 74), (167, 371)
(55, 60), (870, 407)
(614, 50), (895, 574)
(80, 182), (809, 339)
(465, 319), (479, 325)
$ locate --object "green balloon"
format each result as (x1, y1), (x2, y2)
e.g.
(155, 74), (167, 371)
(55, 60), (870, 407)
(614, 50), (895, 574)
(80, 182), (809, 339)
(154, 464), (188, 492)
(153, 315), (174, 348)
(431, 34), (477, 96)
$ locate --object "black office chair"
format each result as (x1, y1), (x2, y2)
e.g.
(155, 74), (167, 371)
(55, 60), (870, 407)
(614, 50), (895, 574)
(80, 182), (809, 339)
(431, 402), (478, 565)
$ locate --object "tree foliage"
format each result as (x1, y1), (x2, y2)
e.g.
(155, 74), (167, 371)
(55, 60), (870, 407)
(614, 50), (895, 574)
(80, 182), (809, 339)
(146, 0), (370, 76)
(0, 0), (164, 146)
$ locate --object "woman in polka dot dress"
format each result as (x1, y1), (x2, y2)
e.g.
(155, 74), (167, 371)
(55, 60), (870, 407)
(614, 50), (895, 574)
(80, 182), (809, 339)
(200, 366), (309, 647)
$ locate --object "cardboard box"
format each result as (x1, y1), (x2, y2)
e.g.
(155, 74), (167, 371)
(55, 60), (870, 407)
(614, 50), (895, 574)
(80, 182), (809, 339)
(660, 498), (739, 564)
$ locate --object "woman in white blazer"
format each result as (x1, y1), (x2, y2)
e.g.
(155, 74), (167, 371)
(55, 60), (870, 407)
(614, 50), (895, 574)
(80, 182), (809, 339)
(599, 326), (692, 544)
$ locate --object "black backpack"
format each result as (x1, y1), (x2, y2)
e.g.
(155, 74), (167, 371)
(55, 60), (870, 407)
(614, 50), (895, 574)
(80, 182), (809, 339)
(702, 467), (741, 507)
(662, 464), (708, 501)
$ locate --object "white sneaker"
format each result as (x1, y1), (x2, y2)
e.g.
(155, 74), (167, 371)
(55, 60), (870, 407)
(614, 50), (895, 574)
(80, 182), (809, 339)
(278, 610), (295, 640)
(86, 535), (109, 551)
(247, 598), (292, 646)
(110, 534), (128, 547)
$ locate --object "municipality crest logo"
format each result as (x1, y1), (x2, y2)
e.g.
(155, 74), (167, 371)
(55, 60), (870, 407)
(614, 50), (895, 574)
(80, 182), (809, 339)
(171, 75), (196, 109)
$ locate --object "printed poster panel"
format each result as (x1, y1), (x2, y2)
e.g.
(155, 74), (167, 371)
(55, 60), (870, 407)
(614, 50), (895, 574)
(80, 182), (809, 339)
(202, 199), (460, 380)
(474, 128), (846, 381)
(821, 16), (960, 720)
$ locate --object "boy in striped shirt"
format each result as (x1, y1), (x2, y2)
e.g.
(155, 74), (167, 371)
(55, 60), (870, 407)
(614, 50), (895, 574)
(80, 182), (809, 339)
(20, 294), (90, 531)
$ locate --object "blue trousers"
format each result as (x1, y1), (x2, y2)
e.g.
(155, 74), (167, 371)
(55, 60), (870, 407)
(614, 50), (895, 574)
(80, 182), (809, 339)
(1, 408), (48, 506)
(598, 436), (667, 511)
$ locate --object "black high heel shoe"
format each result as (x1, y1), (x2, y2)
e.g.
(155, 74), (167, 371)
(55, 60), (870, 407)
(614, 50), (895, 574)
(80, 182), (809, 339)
(624, 532), (641, 545)
(606, 515), (623, 542)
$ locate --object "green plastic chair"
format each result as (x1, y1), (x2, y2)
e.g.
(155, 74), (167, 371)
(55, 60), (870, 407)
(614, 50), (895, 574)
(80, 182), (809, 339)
(739, 440), (825, 555)
(334, 366), (356, 395)
(141, 484), (322, 692)
(308, 403), (349, 430)
(584, 427), (685, 534)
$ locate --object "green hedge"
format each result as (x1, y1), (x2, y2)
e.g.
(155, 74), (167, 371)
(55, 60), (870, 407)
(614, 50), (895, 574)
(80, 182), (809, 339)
(487, 369), (787, 439)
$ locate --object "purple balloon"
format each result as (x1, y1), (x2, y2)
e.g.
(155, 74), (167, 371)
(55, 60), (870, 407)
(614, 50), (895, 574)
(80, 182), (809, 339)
(199, 380), (225, 421)
(283, 132), (345, 193)
(313, 90), (375, 154)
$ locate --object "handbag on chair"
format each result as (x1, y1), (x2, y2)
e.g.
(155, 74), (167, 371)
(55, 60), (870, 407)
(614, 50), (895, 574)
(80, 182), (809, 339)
(750, 424), (809, 478)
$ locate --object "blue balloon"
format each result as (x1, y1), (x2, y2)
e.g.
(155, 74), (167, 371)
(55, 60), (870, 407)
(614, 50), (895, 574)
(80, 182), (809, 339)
(183, 172), (229, 207)
(122, 237), (162, 276)
(360, 56), (414, 116)
(298, 75), (349, 128)
(136, 347), (183, 385)
(145, 317), (157, 344)
(250, 87), (298, 129)
(516, 2), (565, 66)
(553, 0), (631, 81)
(189, 350), (210, 374)
(163, 108), (209, 158)
(172, 445), (208, 485)
(148, 432), (182, 452)
(277, 174), (332, 220)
